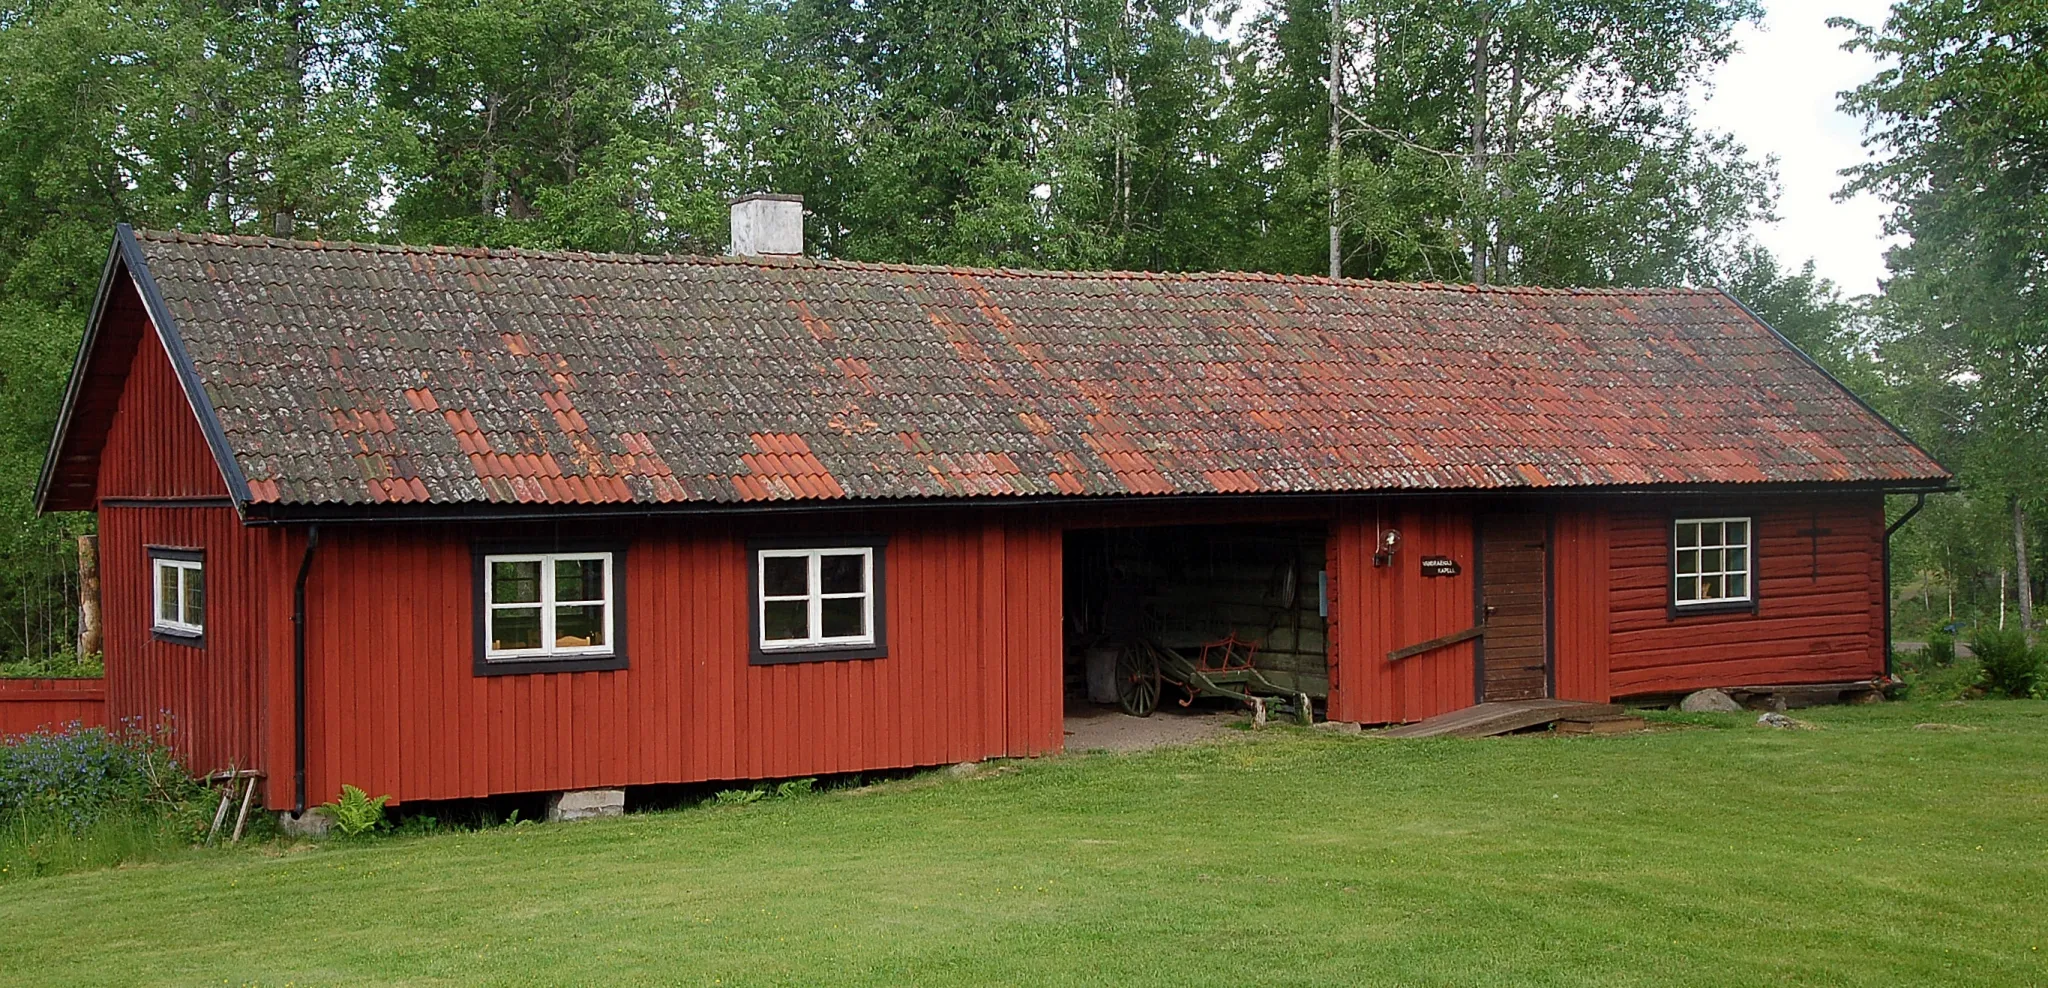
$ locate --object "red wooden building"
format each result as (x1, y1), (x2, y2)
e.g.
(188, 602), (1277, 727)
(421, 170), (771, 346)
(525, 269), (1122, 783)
(37, 213), (1948, 815)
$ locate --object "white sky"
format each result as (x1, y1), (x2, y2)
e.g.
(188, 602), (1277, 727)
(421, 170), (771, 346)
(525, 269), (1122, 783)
(1691, 1), (1899, 297)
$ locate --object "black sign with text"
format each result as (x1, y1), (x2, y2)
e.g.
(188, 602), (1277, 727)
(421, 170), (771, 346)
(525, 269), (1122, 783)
(1420, 556), (1461, 578)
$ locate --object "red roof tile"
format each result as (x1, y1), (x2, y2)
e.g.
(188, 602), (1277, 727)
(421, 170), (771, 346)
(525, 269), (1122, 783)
(116, 229), (1945, 508)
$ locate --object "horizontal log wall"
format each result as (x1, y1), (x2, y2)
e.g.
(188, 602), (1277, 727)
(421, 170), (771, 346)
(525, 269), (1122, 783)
(1607, 494), (1886, 696)
(0, 679), (108, 737)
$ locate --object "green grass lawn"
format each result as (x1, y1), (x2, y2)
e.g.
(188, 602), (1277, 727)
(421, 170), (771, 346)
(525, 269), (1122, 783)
(4, 700), (2045, 987)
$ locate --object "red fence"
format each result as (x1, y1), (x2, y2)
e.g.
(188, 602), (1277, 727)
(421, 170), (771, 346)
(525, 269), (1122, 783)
(0, 679), (108, 737)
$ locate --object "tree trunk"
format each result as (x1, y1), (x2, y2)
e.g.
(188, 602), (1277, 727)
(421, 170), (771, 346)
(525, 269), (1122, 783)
(77, 535), (102, 660)
(1327, 0), (1343, 280)
(2014, 496), (2034, 632)
(1467, 10), (1492, 286)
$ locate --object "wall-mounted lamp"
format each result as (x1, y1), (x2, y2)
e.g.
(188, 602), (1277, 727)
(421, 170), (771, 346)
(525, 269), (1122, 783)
(1372, 528), (1402, 568)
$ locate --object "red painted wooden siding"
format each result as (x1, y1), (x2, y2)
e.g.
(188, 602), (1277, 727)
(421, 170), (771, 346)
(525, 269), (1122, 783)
(0, 680), (107, 737)
(94, 297), (227, 500)
(98, 506), (285, 776)
(91, 317), (280, 777)
(294, 510), (1063, 808)
(1327, 502), (1480, 724)
(1607, 495), (1886, 695)
(1551, 507), (1612, 703)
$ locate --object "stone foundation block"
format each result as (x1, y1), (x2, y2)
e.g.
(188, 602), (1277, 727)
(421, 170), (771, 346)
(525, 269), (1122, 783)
(547, 788), (625, 823)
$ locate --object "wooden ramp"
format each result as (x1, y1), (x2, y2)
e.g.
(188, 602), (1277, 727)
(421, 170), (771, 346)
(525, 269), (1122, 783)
(1380, 699), (1625, 739)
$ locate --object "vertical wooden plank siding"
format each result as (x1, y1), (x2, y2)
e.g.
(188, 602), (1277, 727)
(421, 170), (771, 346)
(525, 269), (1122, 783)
(91, 316), (278, 783)
(93, 302), (227, 499)
(98, 506), (274, 776)
(1328, 501), (1479, 724)
(1607, 494), (1887, 696)
(1550, 506), (1612, 702)
(0, 680), (108, 736)
(295, 508), (1063, 808)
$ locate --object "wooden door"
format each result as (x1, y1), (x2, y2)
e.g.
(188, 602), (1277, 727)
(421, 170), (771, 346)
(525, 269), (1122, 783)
(1478, 514), (1550, 702)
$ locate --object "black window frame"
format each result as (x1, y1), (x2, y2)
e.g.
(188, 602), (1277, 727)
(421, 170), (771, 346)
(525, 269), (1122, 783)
(1666, 512), (1759, 619)
(147, 545), (206, 647)
(748, 535), (889, 665)
(471, 541), (629, 676)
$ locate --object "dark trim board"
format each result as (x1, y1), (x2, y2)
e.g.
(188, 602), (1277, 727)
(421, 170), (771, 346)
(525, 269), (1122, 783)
(235, 479), (1958, 526)
(468, 540), (629, 676)
(102, 497), (238, 508)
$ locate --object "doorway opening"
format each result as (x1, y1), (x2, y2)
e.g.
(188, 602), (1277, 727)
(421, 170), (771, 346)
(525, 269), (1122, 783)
(1062, 523), (1328, 740)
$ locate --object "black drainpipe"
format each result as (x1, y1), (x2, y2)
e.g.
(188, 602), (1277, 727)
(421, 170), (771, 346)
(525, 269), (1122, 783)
(1883, 494), (1927, 679)
(292, 524), (320, 814)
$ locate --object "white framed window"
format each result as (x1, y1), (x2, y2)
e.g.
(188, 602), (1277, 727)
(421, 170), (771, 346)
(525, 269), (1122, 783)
(483, 552), (615, 661)
(150, 549), (205, 639)
(755, 546), (879, 656)
(1673, 517), (1751, 606)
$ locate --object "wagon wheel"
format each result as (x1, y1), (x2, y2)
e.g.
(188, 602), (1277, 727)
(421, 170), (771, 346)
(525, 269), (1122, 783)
(1115, 642), (1161, 717)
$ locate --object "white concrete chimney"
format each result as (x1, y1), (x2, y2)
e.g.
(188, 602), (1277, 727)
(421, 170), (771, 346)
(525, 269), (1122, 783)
(729, 193), (804, 257)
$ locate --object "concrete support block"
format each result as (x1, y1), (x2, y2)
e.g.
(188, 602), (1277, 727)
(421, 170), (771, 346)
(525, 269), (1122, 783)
(547, 788), (625, 823)
(279, 807), (333, 837)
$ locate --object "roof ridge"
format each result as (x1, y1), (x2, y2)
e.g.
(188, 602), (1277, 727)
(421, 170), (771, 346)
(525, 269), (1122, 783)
(127, 228), (1717, 299)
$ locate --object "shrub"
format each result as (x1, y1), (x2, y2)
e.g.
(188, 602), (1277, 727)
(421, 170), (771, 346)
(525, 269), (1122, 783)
(1919, 632), (1956, 668)
(713, 788), (764, 806)
(0, 723), (212, 881)
(1968, 628), (2043, 698)
(774, 778), (815, 799)
(0, 722), (202, 831)
(322, 785), (390, 837)
(0, 651), (104, 679)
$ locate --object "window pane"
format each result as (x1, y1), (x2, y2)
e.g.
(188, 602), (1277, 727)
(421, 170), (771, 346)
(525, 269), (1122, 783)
(1725, 520), (1747, 545)
(491, 606), (543, 651)
(763, 600), (809, 641)
(1675, 577), (1698, 601)
(1675, 523), (1699, 548)
(554, 557), (606, 602)
(1700, 548), (1723, 574)
(821, 596), (866, 639)
(1676, 549), (1698, 575)
(554, 604), (606, 648)
(1727, 573), (1748, 598)
(184, 567), (204, 627)
(1700, 574), (1722, 599)
(158, 565), (179, 621)
(762, 556), (809, 597)
(819, 552), (866, 595)
(1726, 547), (1748, 573)
(492, 560), (542, 604)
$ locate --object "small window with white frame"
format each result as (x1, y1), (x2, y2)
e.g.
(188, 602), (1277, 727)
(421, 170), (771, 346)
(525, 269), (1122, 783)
(1673, 516), (1751, 608)
(752, 542), (886, 662)
(479, 550), (619, 667)
(149, 547), (205, 642)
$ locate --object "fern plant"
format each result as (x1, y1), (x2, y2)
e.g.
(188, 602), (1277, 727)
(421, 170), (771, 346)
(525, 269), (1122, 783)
(322, 785), (390, 837)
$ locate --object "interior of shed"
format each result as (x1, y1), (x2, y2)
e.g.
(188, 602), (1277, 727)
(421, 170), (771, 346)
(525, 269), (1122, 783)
(1062, 523), (1329, 718)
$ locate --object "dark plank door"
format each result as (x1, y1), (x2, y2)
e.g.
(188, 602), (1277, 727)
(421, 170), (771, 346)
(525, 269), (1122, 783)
(1479, 514), (1550, 702)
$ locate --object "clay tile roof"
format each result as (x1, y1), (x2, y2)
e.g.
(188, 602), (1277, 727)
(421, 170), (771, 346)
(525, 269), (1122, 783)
(114, 228), (1948, 508)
